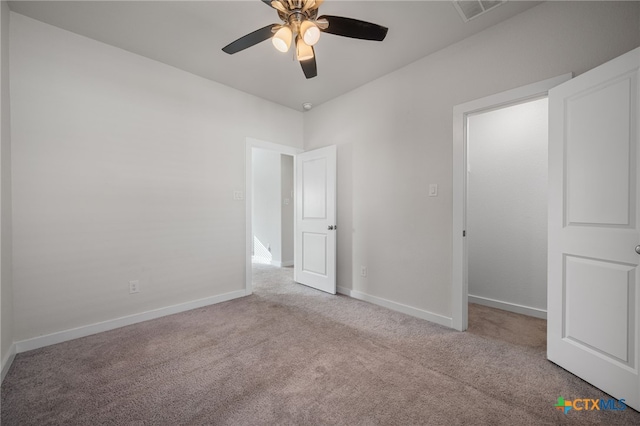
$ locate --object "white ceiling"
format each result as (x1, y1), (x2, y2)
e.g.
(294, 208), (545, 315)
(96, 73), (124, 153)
(8, 1), (542, 111)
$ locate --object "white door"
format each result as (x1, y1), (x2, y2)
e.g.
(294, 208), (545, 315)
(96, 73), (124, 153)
(294, 145), (337, 294)
(548, 47), (640, 410)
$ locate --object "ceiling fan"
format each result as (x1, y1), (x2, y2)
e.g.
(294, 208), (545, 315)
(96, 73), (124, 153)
(222, 0), (388, 79)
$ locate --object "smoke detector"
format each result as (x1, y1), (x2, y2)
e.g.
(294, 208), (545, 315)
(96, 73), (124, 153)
(453, 1), (506, 22)
(302, 102), (313, 111)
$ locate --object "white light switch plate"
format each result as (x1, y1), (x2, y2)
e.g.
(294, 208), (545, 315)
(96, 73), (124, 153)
(429, 184), (438, 197)
(233, 191), (244, 200)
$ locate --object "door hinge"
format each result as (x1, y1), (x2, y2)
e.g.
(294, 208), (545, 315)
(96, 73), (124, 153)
(463, 230), (466, 237)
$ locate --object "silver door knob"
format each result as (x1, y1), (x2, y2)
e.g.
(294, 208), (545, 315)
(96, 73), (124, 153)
(636, 245), (640, 255)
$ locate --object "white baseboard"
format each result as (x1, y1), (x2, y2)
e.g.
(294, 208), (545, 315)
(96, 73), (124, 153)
(469, 294), (547, 319)
(341, 287), (453, 328)
(15, 289), (248, 353)
(1, 343), (16, 383)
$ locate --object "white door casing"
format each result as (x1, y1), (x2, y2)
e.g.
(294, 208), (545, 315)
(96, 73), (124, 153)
(294, 145), (337, 294)
(548, 47), (640, 410)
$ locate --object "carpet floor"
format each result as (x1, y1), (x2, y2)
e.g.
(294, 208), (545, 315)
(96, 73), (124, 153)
(2, 264), (639, 425)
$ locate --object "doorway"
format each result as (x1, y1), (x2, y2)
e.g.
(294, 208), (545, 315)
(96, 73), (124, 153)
(452, 74), (572, 331)
(466, 97), (549, 322)
(251, 148), (294, 268)
(244, 138), (302, 295)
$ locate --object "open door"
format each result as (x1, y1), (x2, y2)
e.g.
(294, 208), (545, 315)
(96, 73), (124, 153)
(294, 145), (337, 294)
(548, 47), (640, 410)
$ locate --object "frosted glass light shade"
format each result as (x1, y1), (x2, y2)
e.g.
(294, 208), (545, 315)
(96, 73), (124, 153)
(296, 38), (314, 61)
(272, 26), (292, 52)
(300, 20), (320, 46)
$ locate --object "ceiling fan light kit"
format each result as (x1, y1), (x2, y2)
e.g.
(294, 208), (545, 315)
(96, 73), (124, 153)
(300, 20), (320, 46)
(222, 0), (388, 79)
(296, 37), (314, 61)
(272, 26), (293, 52)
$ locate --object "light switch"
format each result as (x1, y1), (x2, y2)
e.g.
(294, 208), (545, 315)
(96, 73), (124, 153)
(233, 190), (244, 200)
(429, 184), (438, 197)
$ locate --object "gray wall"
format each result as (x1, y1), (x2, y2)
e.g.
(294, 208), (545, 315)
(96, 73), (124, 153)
(1, 0), (13, 372)
(303, 1), (640, 322)
(467, 98), (548, 314)
(9, 13), (302, 341)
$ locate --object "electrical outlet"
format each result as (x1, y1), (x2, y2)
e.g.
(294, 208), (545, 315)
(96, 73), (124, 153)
(129, 280), (140, 294)
(360, 266), (367, 277)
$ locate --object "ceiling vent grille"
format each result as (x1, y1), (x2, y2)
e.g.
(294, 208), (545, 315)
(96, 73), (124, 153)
(454, 1), (506, 22)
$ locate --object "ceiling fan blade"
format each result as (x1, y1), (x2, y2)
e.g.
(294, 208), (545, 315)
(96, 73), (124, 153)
(261, 0), (274, 7)
(300, 50), (317, 79)
(318, 15), (388, 41)
(222, 24), (278, 54)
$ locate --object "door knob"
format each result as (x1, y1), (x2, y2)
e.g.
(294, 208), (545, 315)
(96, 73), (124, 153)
(636, 245), (640, 255)
(328, 225), (334, 230)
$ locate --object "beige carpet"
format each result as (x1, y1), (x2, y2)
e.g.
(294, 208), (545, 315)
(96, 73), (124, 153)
(2, 264), (639, 425)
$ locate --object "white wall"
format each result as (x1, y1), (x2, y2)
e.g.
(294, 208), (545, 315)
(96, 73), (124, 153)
(281, 154), (294, 266)
(467, 98), (548, 313)
(252, 148), (282, 264)
(10, 13), (303, 342)
(1, 0), (14, 372)
(303, 1), (640, 323)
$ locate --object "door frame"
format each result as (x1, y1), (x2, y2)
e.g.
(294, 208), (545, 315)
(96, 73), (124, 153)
(245, 137), (303, 295)
(451, 74), (572, 331)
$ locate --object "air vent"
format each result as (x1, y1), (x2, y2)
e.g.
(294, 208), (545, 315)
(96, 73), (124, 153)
(454, 1), (506, 22)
